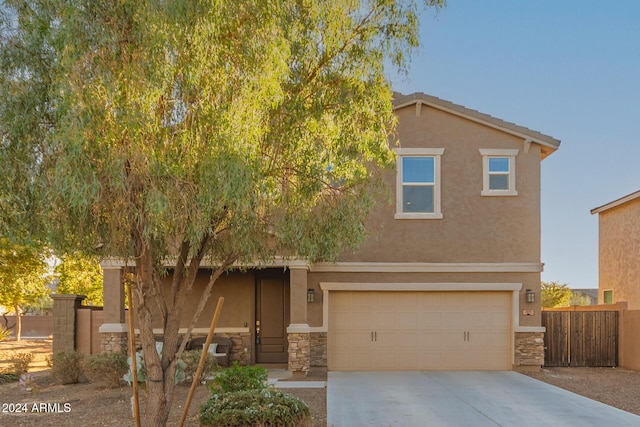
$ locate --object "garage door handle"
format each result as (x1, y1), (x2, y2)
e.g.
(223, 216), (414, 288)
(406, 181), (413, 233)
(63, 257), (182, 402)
(371, 331), (377, 342)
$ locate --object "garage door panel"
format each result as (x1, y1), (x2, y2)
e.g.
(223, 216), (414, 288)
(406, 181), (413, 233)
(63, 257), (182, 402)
(421, 312), (445, 328)
(329, 291), (512, 371)
(442, 311), (465, 329)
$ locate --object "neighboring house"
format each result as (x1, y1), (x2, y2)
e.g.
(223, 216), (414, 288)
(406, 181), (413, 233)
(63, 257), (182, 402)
(98, 92), (560, 372)
(591, 190), (640, 309)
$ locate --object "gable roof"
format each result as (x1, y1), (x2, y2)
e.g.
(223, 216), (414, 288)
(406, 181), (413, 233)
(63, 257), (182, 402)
(591, 189), (640, 215)
(392, 92), (561, 159)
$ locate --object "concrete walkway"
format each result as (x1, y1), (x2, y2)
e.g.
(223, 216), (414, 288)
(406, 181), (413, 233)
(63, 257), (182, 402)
(328, 371), (640, 427)
(267, 369), (326, 389)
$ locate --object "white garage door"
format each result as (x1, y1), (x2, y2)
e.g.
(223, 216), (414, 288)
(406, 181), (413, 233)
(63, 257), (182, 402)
(329, 291), (512, 371)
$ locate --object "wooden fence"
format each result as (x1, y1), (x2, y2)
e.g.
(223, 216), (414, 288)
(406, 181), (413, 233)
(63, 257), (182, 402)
(542, 310), (618, 367)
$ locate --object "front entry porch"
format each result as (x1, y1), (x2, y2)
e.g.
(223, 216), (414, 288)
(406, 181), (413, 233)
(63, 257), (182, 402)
(96, 262), (313, 375)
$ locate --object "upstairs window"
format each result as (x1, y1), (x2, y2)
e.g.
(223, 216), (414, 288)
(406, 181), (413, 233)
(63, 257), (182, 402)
(480, 149), (518, 196)
(395, 148), (444, 219)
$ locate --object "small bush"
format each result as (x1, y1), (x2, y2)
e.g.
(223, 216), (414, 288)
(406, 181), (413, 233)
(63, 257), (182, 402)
(84, 352), (129, 388)
(123, 351), (187, 387)
(51, 350), (84, 384)
(181, 350), (218, 383)
(0, 352), (32, 377)
(9, 352), (33, 375)
(199, 388), (310, 427)
(209, 362), (268, 393)
(0, 373), (20, 384)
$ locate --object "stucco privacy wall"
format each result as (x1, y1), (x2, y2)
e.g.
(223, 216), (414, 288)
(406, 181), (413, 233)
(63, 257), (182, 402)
(596, 197), (640, 310)
(340, 104), (542, 264)
(622, 309), (640, 371)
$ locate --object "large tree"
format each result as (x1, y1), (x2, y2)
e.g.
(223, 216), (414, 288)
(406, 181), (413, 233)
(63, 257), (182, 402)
(55, 253), (103, 306)
(541, 281), (573, 308)
(0, 1), (443, 425)
(0, 240), (51, 341)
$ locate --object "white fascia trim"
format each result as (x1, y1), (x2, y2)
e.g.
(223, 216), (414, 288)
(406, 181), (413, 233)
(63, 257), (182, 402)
(481, 189), (519, 197)
(309, 262), (544, 273)
(394, 148), (446, 156)
(394, 213), (444, 220)
(286, 324), (311, 333)
(98, 323), (129, 333)
(479, 149), (520, 156)
(515, 326), (546, 333)
(132, 327), (250, 335)
(319, 282), (523, 292)
(100, 257), (310, 270)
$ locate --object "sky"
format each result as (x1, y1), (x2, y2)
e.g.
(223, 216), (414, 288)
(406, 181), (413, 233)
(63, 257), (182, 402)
(389, 1), (640, 289)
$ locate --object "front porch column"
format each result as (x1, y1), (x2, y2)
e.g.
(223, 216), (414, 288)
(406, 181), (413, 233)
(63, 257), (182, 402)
(98, 266), (128, 354)
(287, 265), (310, 375)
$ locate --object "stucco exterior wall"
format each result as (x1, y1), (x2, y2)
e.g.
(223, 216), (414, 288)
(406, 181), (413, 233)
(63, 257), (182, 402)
(598, 198), (640, 309)
(149, 269), (255, 329)
(339, 104), (541, 264)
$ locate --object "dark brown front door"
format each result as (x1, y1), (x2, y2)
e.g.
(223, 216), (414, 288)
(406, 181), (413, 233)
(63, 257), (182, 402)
(256, 277), (289, 363)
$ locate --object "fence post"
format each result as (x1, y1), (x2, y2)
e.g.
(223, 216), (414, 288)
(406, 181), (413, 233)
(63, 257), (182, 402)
(51, 294), (86, 354)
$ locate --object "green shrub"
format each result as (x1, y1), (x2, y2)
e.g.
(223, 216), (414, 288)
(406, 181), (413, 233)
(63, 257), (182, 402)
(51, 350), (84, 384)
(209, 362), (267, 393)
(199, 388), (310, 427)
(84, 352), (129, 388)
(123, 351), (187, 387)
(0, 373), (20, 384)
(181, 350), (218, 383)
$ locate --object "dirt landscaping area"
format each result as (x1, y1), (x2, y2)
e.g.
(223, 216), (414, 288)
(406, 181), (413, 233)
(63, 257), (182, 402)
(0, 340), (325, 427)
(3, 340), (640, 426)
(523, 366), (640, 416)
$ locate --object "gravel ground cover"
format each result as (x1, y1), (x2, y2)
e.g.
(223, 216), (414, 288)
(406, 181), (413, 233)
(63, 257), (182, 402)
(523, 366), (640, 416)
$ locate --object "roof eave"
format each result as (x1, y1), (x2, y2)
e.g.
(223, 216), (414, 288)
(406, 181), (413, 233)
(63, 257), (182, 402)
(392, 93), (561, 160)
(590, 190), (640, 215)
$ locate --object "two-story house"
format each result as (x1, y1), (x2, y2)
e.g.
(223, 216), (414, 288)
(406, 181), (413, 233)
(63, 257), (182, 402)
(98, 92), (560, 372)
(591, 189), (640, 309)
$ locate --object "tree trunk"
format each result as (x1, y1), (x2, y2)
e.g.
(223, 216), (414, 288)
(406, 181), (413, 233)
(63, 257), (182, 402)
(13, 303), (21, 341)
(133, 245), (184, 427)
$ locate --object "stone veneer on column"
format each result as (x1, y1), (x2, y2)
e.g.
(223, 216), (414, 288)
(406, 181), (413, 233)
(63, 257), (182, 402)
(514, 332), (545, 369)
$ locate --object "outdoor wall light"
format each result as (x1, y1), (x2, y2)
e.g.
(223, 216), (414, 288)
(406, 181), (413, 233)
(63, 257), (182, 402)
(307, 289), (315, 303)
(525, 289), (535, 303)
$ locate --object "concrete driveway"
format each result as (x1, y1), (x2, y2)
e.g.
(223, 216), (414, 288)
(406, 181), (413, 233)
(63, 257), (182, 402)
(327, 371), (640, 426)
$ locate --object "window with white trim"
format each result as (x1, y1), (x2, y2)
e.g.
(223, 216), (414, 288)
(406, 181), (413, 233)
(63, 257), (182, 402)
(479, 149), (518, 196)
(395, 148), (444, 219)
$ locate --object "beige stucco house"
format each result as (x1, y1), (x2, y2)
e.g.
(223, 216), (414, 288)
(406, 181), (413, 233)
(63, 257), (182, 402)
(99, 92), (560, 372)
(591, 190), (640, 310)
